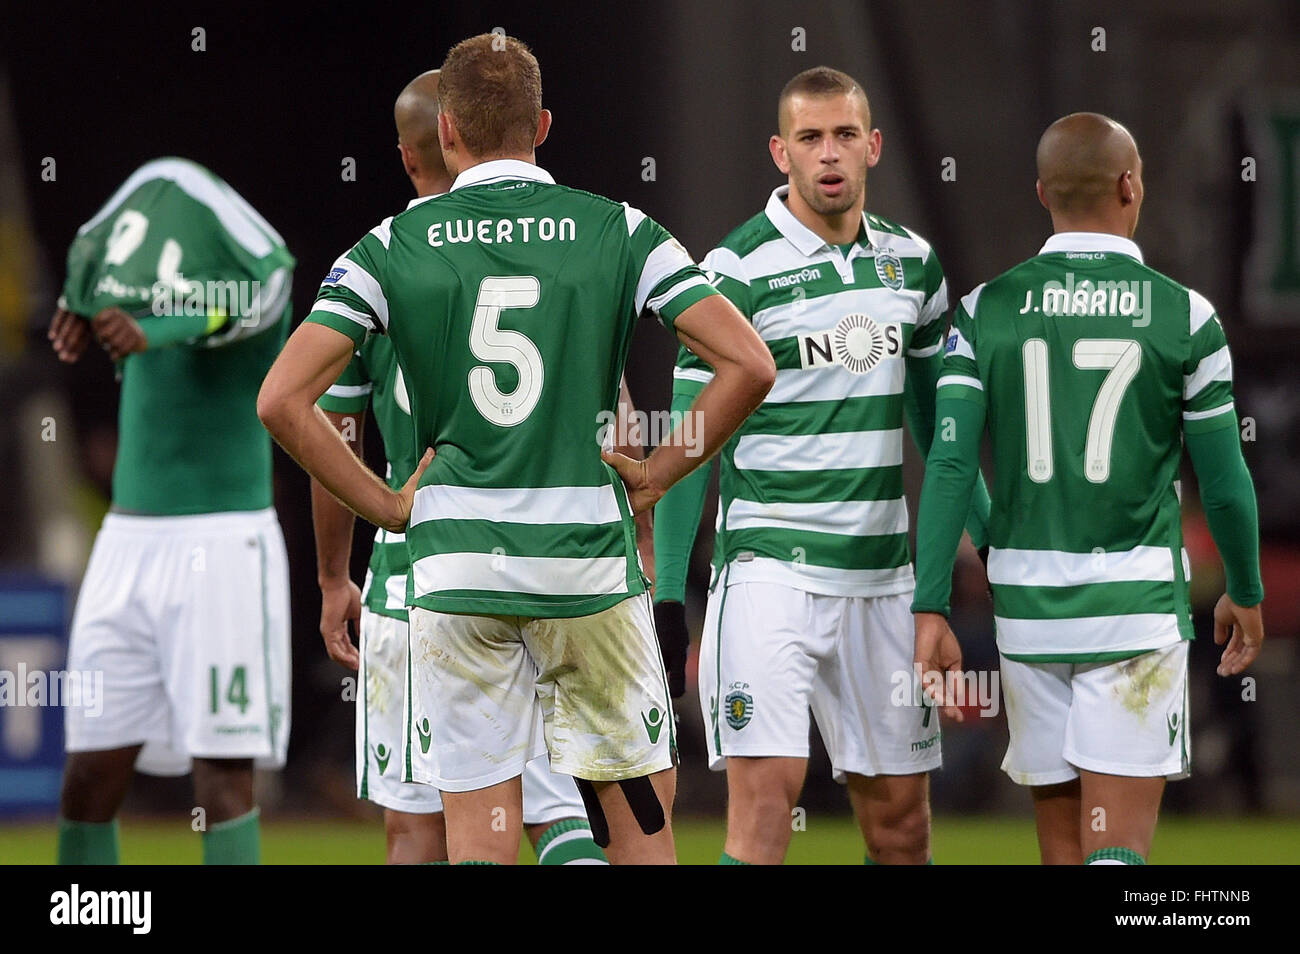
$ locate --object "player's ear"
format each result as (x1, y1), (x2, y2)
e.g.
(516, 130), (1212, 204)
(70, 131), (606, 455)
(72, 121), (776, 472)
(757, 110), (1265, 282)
(398, 142), (417, 178)
(769, 134), (791, 175)
(1035, 179), (1049, 210)
(438, 112), (455, 154)
(866, 128), (883, 168)
(1118, 170), (1135, 206)
(534, 109), (552, 149)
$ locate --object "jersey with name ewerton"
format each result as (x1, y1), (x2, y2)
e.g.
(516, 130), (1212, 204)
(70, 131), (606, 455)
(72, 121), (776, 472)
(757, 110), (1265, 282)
(675, 186), (947, 596)
(306, 160), (715, 618)
(939, 232), (1238, 659)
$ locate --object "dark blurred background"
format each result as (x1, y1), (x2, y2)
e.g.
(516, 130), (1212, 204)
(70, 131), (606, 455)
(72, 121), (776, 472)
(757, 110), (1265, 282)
(1, 0), (1297, 822)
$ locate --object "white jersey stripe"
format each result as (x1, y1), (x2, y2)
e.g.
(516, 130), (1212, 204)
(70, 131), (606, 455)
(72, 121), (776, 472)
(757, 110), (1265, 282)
(726, 497), (908, 536)
(635, 238), (696, 314)
(996, 613), (1182, 657)
(733, 428), (903, 472)
(411, 552), (627, 597)
(987, 545), (1176, 587)
(1183, 345), (1232, 400)
(410, 483), (622, 527)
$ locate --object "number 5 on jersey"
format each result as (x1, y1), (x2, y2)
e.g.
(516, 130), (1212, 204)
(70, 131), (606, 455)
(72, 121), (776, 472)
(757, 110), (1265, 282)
(469, 276), (544, 426)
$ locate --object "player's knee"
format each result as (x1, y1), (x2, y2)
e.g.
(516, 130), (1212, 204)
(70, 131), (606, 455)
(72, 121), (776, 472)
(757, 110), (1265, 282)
(192, 759), (254, 823)
(865, 798), (930, 862)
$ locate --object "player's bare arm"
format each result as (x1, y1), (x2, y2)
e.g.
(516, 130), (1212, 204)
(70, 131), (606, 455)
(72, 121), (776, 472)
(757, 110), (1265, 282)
(258, 321), (433, 533)
(48, 306), (91, 363)
(604, 294), (774, 514)
(311, 409), (366, 670)
(616, 376), (655, 589)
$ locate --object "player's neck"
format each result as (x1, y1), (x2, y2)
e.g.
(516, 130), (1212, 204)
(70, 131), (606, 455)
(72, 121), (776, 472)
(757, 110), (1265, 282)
(785, 187), (864, 246)
(1049, 211), (1134, 241)
(413, 175), (453, 198)
(450, 150), (539, 179)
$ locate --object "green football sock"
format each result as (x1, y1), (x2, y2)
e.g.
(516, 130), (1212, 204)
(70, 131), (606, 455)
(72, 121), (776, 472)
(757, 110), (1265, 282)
(865, 854), (934, 864)
(1086, 846), (1146, 865)
(534, 818), (608, 865)
(719, 851), (750, 865)
(457, 860), (501, 865)
(57, 817), (120, 865)
(202, 807), (261, 865)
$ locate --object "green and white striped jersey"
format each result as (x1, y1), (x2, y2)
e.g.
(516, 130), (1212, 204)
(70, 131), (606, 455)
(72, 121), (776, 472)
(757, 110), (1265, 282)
(305, 160), (716, 618)
(317, 316), (416, 622)
(676, 186), (948, 596)
(938, 232), (1237, 658)
(60, 157), (294, 515)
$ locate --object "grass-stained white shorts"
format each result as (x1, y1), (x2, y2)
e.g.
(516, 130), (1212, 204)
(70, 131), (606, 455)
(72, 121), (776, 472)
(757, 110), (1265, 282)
(999, 641), (1190, 785)
(359, 606), (587, 823)
(700, 581), (941, 779)
(407, 592), (673, 792)
(64, 509), (290, 775)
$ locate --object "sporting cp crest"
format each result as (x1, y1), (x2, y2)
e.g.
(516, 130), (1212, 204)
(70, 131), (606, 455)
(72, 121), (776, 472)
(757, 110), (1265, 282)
(725, 689), (753, 730)
(875, 251), (904, 290)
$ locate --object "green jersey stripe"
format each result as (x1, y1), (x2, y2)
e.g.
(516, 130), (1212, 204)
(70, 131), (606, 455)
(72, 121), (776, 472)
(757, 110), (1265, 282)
(723, 526), (911, 571)
(407, 518), (627, 560)
(993, 579), (1180, 620)
(727, 466), (904, 504)
(743, 393), (904, 436)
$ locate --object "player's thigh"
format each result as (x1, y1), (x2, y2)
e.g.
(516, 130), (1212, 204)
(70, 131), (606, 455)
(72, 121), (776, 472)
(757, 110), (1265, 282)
(524, 592), (672, 783)
(812, 592), (942, 779)
(64, 519), (168, 757)
(161, 512), (289, 773)
(998, 653), (1076, 786)
(1065, 642), (1189, 781)
(407, 607), (540, 791)
(520, 754), (585, 827)
(698, 582), (821, 769)
(358, 608), (443, 814)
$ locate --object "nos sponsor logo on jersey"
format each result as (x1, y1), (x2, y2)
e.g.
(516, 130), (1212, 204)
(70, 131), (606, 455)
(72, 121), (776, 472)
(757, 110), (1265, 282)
(798, 313), (900, 374)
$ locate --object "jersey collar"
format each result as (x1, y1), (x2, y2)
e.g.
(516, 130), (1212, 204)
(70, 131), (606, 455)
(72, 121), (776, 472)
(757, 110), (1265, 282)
(1039, 231), (1144, 263)
(450, 159), (556, 192)
(765, 185), (874, 256)
(406, 194), (441, 209)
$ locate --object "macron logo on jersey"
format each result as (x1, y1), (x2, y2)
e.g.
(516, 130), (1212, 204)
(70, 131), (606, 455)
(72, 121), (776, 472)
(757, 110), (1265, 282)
(325, 267), (347, 283)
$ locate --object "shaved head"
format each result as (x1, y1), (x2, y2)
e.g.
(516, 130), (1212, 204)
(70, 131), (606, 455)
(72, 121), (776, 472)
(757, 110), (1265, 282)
(1036, 112), (1140, 216)
(395, 70), (449, 188)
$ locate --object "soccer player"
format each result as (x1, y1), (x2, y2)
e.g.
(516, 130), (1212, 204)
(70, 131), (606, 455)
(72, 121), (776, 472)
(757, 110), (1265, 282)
(258, 34), (774, 864)
(312, 69), (610, 865)
(653, 67), (990, 866)
(49, 158), (294, 865)
(913, 113), (1265, 865)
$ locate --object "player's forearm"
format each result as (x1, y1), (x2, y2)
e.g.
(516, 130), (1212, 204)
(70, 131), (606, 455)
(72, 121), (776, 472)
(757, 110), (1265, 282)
(912, 395), (985, 616)
(645, 357), (772, 499)
(137, 314), (222, 349)
(1186, 421), (1265, 606)
(261, 400), (398, 531)
(311, 411), (365, 586)
(653, 383), (711, 605)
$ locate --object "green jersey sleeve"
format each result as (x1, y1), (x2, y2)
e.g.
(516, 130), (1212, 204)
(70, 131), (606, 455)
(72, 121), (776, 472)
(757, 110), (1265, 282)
(304, 219), (393, 347)
(624, 205), (718, 331)
(1181, 290), (1236, 434)
(935, 286), (986, 406)
(905, 232), (949, 359)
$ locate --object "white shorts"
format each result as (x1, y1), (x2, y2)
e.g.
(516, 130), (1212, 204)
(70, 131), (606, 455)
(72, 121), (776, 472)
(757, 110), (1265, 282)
(407, 592), (674, 791)
(358, 607), (586, 823)
(699, 582), (940, 778)
(999, 642), (1190, 786)
(64, 509), (291, 776)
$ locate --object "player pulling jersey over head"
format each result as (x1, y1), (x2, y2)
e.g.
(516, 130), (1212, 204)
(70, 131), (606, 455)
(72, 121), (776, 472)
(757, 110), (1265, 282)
(913, 113), (1265, 866)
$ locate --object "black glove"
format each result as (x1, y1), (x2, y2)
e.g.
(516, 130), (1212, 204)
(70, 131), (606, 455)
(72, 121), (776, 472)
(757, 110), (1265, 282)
(653, 600), (690, 699)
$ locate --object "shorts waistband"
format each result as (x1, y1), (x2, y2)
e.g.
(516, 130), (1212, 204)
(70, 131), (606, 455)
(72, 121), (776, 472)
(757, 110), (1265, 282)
(102, 507), (278, 534)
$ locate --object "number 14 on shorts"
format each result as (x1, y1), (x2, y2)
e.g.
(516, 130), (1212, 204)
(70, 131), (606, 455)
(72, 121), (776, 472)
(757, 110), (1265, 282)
(209, 665), (251, 715)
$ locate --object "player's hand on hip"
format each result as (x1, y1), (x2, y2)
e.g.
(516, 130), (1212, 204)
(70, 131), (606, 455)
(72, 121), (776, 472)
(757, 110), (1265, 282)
(601, 449), (662, 515)
(319, 578), (362, 670)
(48, 307), (91, 363)
(914, 612), (965, 723)
(386, 447), (435, 533)
(1213, 594), (1264, 677)
(91, 307), (148, 361)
